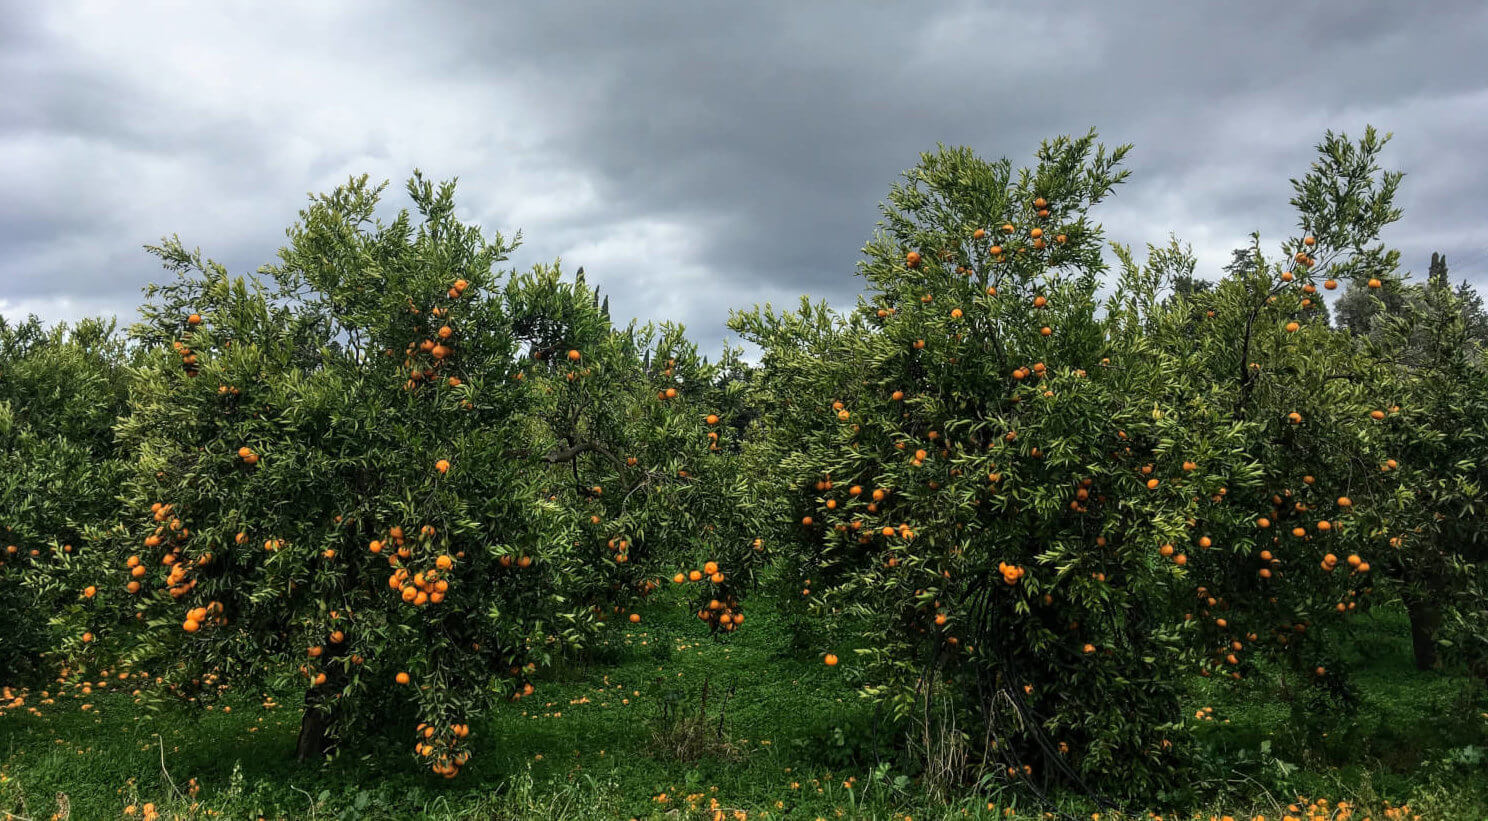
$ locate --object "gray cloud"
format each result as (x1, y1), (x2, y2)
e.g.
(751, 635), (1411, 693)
(3, 0), (1486, 351)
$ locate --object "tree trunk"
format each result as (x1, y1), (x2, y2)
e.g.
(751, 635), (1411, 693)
(1403, 595), (1442, 672)
(295, 690), (337, 760)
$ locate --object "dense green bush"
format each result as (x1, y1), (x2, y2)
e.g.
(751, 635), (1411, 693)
(0, 126), (1483, 813)
(66, 172), (754, 777)
(0, 315), (132, 681)
(732, 133), (1236, 798)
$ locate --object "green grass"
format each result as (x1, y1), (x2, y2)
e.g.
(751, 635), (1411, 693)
(3, 590), (1487, 820)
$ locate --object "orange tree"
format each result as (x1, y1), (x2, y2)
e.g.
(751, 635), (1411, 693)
(501, 265), (765, 638)
(80, 172), (746, 777)
(0, 315), (132, 682)
(1357, 265), (1488, 674)
(601, 333), (767, 637)
(731, 133), (1265, 800)
(1145, 128), (1409, 716)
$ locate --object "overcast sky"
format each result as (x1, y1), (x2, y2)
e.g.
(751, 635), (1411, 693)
(4, 1), (1486, 355)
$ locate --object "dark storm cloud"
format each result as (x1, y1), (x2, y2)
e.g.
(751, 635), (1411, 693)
(3, 1), (1486, 349)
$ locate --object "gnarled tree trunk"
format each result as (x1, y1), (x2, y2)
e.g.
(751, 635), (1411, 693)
(1403, 593), (1442, 672)
(295, 689), (339, 760)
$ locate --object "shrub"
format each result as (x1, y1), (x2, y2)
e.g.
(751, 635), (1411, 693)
(732, 133), (1230, 798)
(0, 315), (131, 681)
(1149, 128), (1412, 706)
(77, 172), (749, 778)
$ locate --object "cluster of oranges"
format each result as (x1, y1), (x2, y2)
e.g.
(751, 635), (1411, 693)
(370, 524), (461, 606)
(180, 601), (225, 633)
(673, 561), (744, 631)
(654, 357), (681, 400)
(1273, 796), (1418, 821)
(557, 348), (597, 383)
(0, 685), (29, 715)
(800, 473), (927, 553)
(170, 334), (200, 378)
(125, 502), (205, 598)
(399, 280), (470, 391)
(1009, 359), (1053, 382)
(1066, 476), (1099, 514)
(121, 802), (161, 820)
(1319, 552), (1370, 574)
(997, 562), (1025, 585)
(704, 412), (722, 450)
(674, 560), (727, 586)
(387, 561), (452, 607)
(415, 721), (472, 778)
(605, 536), (632, 563)
(697, 597), (745, 632)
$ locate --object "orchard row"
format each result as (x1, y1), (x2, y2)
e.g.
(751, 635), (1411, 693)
(2, 130), (1485, 801)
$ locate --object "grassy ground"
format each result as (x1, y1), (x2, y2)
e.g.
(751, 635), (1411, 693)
(3, 587), (1486, 820)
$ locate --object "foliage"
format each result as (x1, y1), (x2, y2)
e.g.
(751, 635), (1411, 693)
(2, 592), (1481, 820)
(0, 315), (132, 680)
(1, 124), (1486, 817)
(66, 172), (751, 778)
(1364, 260), (1488, 675)
(1140, 129), (1411, 710)
(732, 133), (1228, 799)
